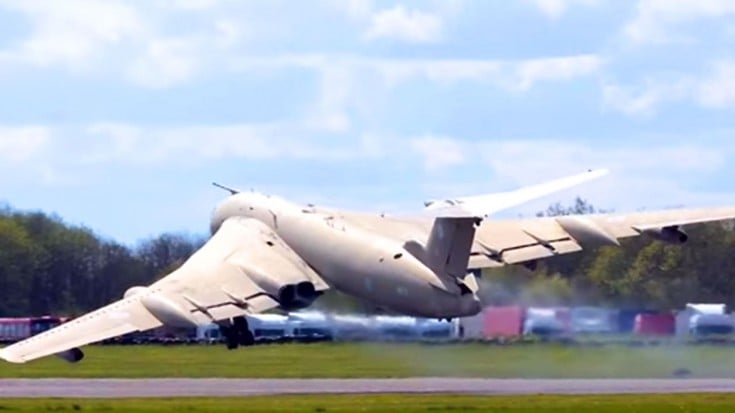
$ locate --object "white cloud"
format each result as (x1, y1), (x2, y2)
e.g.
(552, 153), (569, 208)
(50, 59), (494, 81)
(0, 0), (597, 94)
(0, 0), (732, 242)
(230, 53), (602, 134)
(329, 1), (455, 44)
(514, 55), (602, 90)
(366, 58), (489, 85)
(123, 15), (247, 88)
(36, 165), (82, 187)
(0, 0), (144, 70)
(306, 65), (355, 133)
(126, 37), (200, 89)
(370, 54), (603, 90)
(529, 0), (601, 20)
(410, 136), (466, 171)
(81, 122), (385, 164)
(157, 0), (220, 11)
(602, 79), (691, 116)
(0, 1), (245, 88)
(696, 60), (735, 108)
(0, 126), (67, 187)
(364, 5), (444, 43)
(603, 60), (735, 115)
(234, 53), (603, 91)
(350, 54), (604, 91)
(0, 126), (50, 163)
(212, 19), (242, 49)
(327, 0), (374, 20)
(623, 0), (735, 45)
(10, 121), (385, 186)
(481, 139), (725, 181)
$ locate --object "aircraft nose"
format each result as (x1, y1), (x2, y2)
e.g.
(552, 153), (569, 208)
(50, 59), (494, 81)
(209, 208), (223, 235)
(210, 196), (235, 235)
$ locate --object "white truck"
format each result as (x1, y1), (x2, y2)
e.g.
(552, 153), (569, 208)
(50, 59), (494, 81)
(676, 303), (734, 339)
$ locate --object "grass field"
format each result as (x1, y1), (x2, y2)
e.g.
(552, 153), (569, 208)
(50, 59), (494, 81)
(0, 394), (733, 412)
(2, 342), (735, 378)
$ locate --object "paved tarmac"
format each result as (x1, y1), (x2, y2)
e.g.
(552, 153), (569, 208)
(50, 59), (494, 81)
(2, 378), (735, 398)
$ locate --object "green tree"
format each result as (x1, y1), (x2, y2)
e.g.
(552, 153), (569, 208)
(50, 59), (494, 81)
(0, 218), (39, 316)
(136, 233), (205, 279)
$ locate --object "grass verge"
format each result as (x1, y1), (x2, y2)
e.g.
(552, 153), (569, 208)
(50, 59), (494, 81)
(0, 394), (733, 412)
(2, 342), (735, 378)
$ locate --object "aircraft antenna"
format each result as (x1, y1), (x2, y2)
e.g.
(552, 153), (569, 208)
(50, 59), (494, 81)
(212, 182), (239, 195)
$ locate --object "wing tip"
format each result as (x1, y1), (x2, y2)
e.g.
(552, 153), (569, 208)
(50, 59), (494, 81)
(587, 168), (610, 177)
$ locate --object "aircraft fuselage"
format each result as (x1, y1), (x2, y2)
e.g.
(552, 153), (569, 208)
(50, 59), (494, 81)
(211, 193), (481, 318)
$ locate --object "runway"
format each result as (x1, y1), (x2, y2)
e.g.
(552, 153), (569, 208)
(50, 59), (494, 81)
(2, 378), (735, 398)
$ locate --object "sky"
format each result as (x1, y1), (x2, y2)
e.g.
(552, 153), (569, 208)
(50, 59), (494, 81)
(1, 0), (735, 245)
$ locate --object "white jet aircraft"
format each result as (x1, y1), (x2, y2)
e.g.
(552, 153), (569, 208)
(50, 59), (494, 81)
(3, 169), (735, 363)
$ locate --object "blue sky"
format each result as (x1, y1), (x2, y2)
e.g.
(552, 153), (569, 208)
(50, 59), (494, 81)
(1, 0), (735, 244)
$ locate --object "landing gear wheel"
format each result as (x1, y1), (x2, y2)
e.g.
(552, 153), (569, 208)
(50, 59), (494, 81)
(233, 316), (255, 347)
(221, 316), (254, 350)
(239, 330), (255, 346)
(220, 325), (239, 350)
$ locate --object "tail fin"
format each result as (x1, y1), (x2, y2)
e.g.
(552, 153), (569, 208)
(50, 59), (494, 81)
(404, 217), (478, 279)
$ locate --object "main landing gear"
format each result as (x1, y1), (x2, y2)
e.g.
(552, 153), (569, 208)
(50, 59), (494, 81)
(220, 316), (255, 350)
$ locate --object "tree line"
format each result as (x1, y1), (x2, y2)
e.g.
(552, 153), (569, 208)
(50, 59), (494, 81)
(1, 199), (734, 317)
(0, 206), (205, 317)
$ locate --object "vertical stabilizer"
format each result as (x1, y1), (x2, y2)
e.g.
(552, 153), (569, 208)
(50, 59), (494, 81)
(404, 217), (478, 279)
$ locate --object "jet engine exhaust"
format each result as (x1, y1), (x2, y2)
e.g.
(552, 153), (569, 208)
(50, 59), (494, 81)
(56, 348), (84, 363)
(277, 281), (322, 311)
(643, 226), (689, 244)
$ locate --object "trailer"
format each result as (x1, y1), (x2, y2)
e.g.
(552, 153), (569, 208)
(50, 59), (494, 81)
(634, 313), (675, 336)
(483, 306), (524, 338)
(523, 307), (569, 337)
(570, 306), (617, 334)
(676, 303), (734, 339)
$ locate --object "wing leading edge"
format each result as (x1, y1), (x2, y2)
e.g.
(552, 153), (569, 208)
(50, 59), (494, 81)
(0, 217), (328, 364)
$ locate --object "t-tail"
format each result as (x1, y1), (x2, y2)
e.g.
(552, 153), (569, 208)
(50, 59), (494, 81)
(410, 169), (609, 291)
